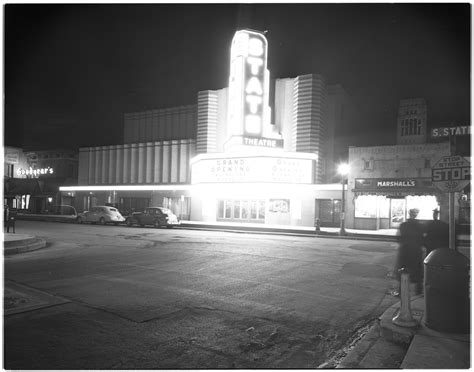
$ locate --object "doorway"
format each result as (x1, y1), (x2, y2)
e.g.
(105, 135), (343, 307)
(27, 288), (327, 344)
(390, 198), (406, 229)
(317, 199), (341, 227)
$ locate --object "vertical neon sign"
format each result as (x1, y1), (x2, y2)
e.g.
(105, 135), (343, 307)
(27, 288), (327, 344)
(228, 30), (270, 137)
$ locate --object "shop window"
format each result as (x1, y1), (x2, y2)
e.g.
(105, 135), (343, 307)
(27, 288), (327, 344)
(258, 201), (266, 219)
(355, 195), (377, 218)
(250, 201), (258, 219)
(378, 196), (390, 218)
(390, 198), (406, 225)
(163, 196), (190, 220)
(217, 199), (265, 222)
(406, 195), (439, 220)
(233, 200), (241, 219)
(225, 201), (232, 218)
(241, 201), (249, 219)
(218, 200), (224, 218)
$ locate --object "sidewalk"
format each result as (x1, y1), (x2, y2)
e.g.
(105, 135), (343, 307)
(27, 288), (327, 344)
(3, 233), (46, 255)
(181, 220), (471, 248)
(338, 294), (471, 369)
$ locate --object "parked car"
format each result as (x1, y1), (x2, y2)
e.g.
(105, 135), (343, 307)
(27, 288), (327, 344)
(126, 207), (180, 228)
(46, 205), (77, 216)
(77, 206), (125, 225)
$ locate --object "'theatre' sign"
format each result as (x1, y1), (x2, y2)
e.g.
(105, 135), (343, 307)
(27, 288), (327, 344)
(431, 155), (470, 193)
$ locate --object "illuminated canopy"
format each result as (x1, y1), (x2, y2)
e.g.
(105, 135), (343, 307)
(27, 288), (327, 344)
(191, 153), (317, 184)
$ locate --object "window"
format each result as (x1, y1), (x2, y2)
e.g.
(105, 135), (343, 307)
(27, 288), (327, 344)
(416, 119), (422, 135)
(355, 195), (377, 218)
(4, 163), (14, 178)
(401, 120), (409, 136)
(233, 200), (241, 219)
(406, 195), (439, 220)
(424, 158), (431, 168)
(217, 199), (265, 222)
(363, 159), (373, 170)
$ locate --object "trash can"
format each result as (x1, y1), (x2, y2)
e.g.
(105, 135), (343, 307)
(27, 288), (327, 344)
(424, 248), (470, 333)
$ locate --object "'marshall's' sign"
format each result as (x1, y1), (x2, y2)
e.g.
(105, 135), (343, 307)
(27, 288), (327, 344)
(376, 180), (416, 187)
(355, 178), (433, 191)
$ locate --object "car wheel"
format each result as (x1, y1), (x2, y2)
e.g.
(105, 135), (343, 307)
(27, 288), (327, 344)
(99, 217), (106, 225)
(126, 218), (133, 227)
(77, 217), (83, 224)
(114, 222), (119, 226)
(154, 220), (160, 228)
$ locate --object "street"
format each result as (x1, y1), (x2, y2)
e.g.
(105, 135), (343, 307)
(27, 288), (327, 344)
(4, 220), (399, 369)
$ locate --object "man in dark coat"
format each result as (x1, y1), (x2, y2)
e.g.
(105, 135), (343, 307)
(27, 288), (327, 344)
(424, 209), (449, 256)
(394, 208), (424, 295)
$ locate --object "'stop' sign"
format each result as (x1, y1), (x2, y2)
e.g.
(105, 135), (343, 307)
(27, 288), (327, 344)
(431, 155), (470, 193)
(228, 30), (270, 138)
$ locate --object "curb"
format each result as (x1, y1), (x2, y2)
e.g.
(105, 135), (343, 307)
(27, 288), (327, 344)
(179, 224), (399, 243)
(4, 236), (47, 255)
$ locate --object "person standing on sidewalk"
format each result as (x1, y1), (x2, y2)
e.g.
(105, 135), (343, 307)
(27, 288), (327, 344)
(393, 208), (424, 296)
(424, 208), (449, 257)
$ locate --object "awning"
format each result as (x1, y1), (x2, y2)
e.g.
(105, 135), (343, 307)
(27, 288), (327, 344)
(353, 189), (439, 197)
(4, 178), (41, 197)
(352, 177), (439, 197)
(4, 177), (71, 197)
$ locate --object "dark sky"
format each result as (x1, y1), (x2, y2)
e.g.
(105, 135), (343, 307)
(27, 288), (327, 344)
(4, 3), (471, 151)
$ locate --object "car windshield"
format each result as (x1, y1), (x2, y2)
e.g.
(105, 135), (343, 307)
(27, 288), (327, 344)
(109, 208), (118, 212)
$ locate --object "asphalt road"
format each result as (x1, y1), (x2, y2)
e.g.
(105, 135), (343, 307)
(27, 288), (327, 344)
(4, 220), (399, 369)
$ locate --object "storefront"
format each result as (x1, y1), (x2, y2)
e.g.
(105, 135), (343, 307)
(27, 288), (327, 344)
(3, 148), (79, 213)
(345, 142), (469, 230)
(350, 177), (441, 230)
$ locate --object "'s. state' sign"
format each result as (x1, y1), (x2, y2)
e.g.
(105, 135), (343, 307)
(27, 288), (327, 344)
(431, 155), (470, 192)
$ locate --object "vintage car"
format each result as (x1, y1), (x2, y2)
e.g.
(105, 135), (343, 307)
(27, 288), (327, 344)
(77, 206), (125, 225)
(125, 207), (180, 228)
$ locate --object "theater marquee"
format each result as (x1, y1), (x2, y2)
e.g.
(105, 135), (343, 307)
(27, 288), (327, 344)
(191, 155), (314, 184)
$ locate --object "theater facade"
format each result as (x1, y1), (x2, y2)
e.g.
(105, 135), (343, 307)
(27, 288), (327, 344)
(59, 30), (469, 229)
(60, 29), (348, 227)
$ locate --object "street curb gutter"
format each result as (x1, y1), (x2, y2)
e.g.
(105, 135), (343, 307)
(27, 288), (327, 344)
(179, 224), (399, 243)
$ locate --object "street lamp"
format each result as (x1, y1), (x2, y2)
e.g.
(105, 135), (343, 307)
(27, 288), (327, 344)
(338, 163), (350, 236)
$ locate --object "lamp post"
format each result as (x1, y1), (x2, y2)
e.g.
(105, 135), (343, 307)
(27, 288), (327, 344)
(338, 163), (349, 236)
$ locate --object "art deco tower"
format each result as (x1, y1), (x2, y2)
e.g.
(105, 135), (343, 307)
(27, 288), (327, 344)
(396, 98), (427, 145)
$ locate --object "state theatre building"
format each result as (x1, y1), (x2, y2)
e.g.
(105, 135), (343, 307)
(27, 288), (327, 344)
(61, 30), (468, 229)
(60, 29), (349, 227)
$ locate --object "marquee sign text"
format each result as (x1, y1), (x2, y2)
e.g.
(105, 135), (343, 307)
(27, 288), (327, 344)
(192, 156), (313, 184)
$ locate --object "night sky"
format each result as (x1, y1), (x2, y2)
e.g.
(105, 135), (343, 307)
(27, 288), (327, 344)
(4, 3), (471, 152)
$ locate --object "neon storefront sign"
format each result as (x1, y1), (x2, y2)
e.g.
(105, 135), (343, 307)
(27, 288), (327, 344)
(228, 30), (270, 137)
(17, 166), (54, 177)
